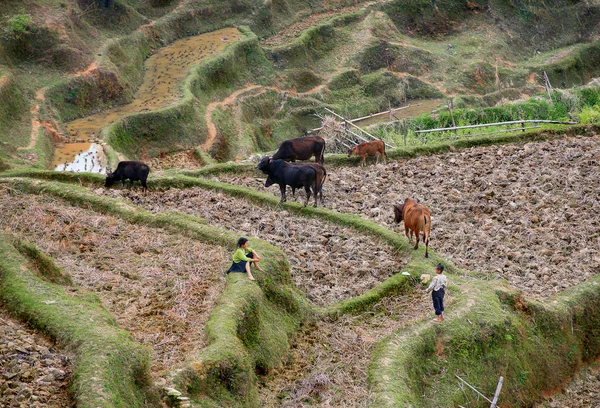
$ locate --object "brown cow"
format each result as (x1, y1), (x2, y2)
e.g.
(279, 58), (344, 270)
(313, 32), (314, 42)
(393, 198), (431, 258)
(347, 139), (387, 167)
(273, 136), (325, 164)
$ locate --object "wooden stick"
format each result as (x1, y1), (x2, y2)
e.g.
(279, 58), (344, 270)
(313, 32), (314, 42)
(490, 376), (503, 408)
(324, 107), (395, 149)
(467, 126), (541, 137)
(455, 375), (493, 404)
(415, 119), (576, 134)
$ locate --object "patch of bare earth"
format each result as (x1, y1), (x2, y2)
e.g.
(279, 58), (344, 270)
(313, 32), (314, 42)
(535, 362), (600, 407)
(258, 291), (433, 407)
(0, 186), (227, 377)
(0, 309), (73, 408)
(100, 187), (410, 307)
(217, 134), (600, 301)
(147, 150), (203, 171)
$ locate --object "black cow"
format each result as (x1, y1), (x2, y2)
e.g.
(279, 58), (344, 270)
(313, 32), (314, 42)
(287, 162), (326, 204)
(105, 161), (150, 193)
(257, 157), (319, 207)
(272, 136), (325, 165)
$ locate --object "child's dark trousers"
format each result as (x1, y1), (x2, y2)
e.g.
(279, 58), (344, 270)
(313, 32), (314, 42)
(432, 288), (445, 316)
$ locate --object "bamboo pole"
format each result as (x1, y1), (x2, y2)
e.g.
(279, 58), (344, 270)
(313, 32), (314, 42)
(415, 119), (576, 134)
(490, 377), (503, 408)
(324, 107), (395, 149)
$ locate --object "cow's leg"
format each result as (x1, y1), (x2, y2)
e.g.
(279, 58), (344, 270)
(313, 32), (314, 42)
(280, 184), (287, 202)
(405, 227), (412, 243)
(361, 156), (366, 167)
(304, 185), (311, 207)
(414, 229), (420, 250)
(312, 182), (318, 207)
(375, 152), (380, 165)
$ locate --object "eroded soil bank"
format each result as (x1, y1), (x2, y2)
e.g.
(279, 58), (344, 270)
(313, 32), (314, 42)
(216, 134), (600, 301)
(98, 187), (411, 307)
(0, 186), (228, 377)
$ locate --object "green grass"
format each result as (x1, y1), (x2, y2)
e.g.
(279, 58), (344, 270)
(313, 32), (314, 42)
(0, 176), (312, 405)
(0, 233), (159, 408)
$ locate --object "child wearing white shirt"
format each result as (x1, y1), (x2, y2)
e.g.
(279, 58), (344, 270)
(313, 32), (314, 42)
(426, 263), (448, 322)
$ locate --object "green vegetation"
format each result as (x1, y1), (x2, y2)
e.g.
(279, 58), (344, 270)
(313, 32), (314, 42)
(2, 0), (600, 406)
(369, 87), (600, 147)
(0, 176), (312, 405)
(0, 233), (159, 407)
(370, 280), (600, 407)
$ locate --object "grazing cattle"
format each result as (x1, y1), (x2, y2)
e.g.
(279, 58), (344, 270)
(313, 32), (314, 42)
(105, 161), (150, 193)
(393, 198), (431, 258)
(288, 162), (327, 204)
(347, 139), (387, 167)
(257, 157), (319, 207)
(272, 136), (325, 165)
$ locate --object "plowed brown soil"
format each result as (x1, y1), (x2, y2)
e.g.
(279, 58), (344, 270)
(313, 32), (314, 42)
(99, 187), (411, 307)
(0, 186), (228, 377)
(215, 134), (600, 301)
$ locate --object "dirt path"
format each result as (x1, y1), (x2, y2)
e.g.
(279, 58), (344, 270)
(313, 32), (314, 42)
(202, 85), (262, 150)
(202, 83), (327, 152)
(18, 89), (46, 151)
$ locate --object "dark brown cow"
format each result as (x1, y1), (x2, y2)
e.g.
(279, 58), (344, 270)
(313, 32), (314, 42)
(393, 198), (431, 258)
(288, 162), (326, 204)
(347, 139), (387, 167)
(273, 136), (325, 165)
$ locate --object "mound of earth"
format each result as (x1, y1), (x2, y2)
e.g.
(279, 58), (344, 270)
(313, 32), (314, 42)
(0, 186), (227, 376)
(97, 187), (410, 307)
(215, 134), (600, 301)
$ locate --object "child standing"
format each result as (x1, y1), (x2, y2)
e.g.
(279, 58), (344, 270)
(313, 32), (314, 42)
(426, 263), (448, 322)
(227, 237), (262, 281)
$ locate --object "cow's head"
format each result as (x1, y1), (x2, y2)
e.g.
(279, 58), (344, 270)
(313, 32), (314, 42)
(347, 146), (357, 158)
(393, 204), (405, 223)
(265, 175), (275, 188)
(104, 168), (115, 188)
(257, 156), (271, 173)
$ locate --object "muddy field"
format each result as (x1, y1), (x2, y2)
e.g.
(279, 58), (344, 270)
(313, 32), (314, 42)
(216, 134), (600, 300)
(0, 186), (228, 377)
(99, 188), (410, 307)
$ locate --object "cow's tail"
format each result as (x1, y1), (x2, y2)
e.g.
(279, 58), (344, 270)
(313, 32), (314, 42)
(319, 141), (326, 165)
(423, 214), (430, 258)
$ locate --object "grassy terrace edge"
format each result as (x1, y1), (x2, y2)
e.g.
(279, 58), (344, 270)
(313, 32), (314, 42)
(0, 233), (159, 408)
(0, 178), (312, 406)
(369, 278), (600, 407)
(181, 123), (600, 176)
(3, 126), (600, 406)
